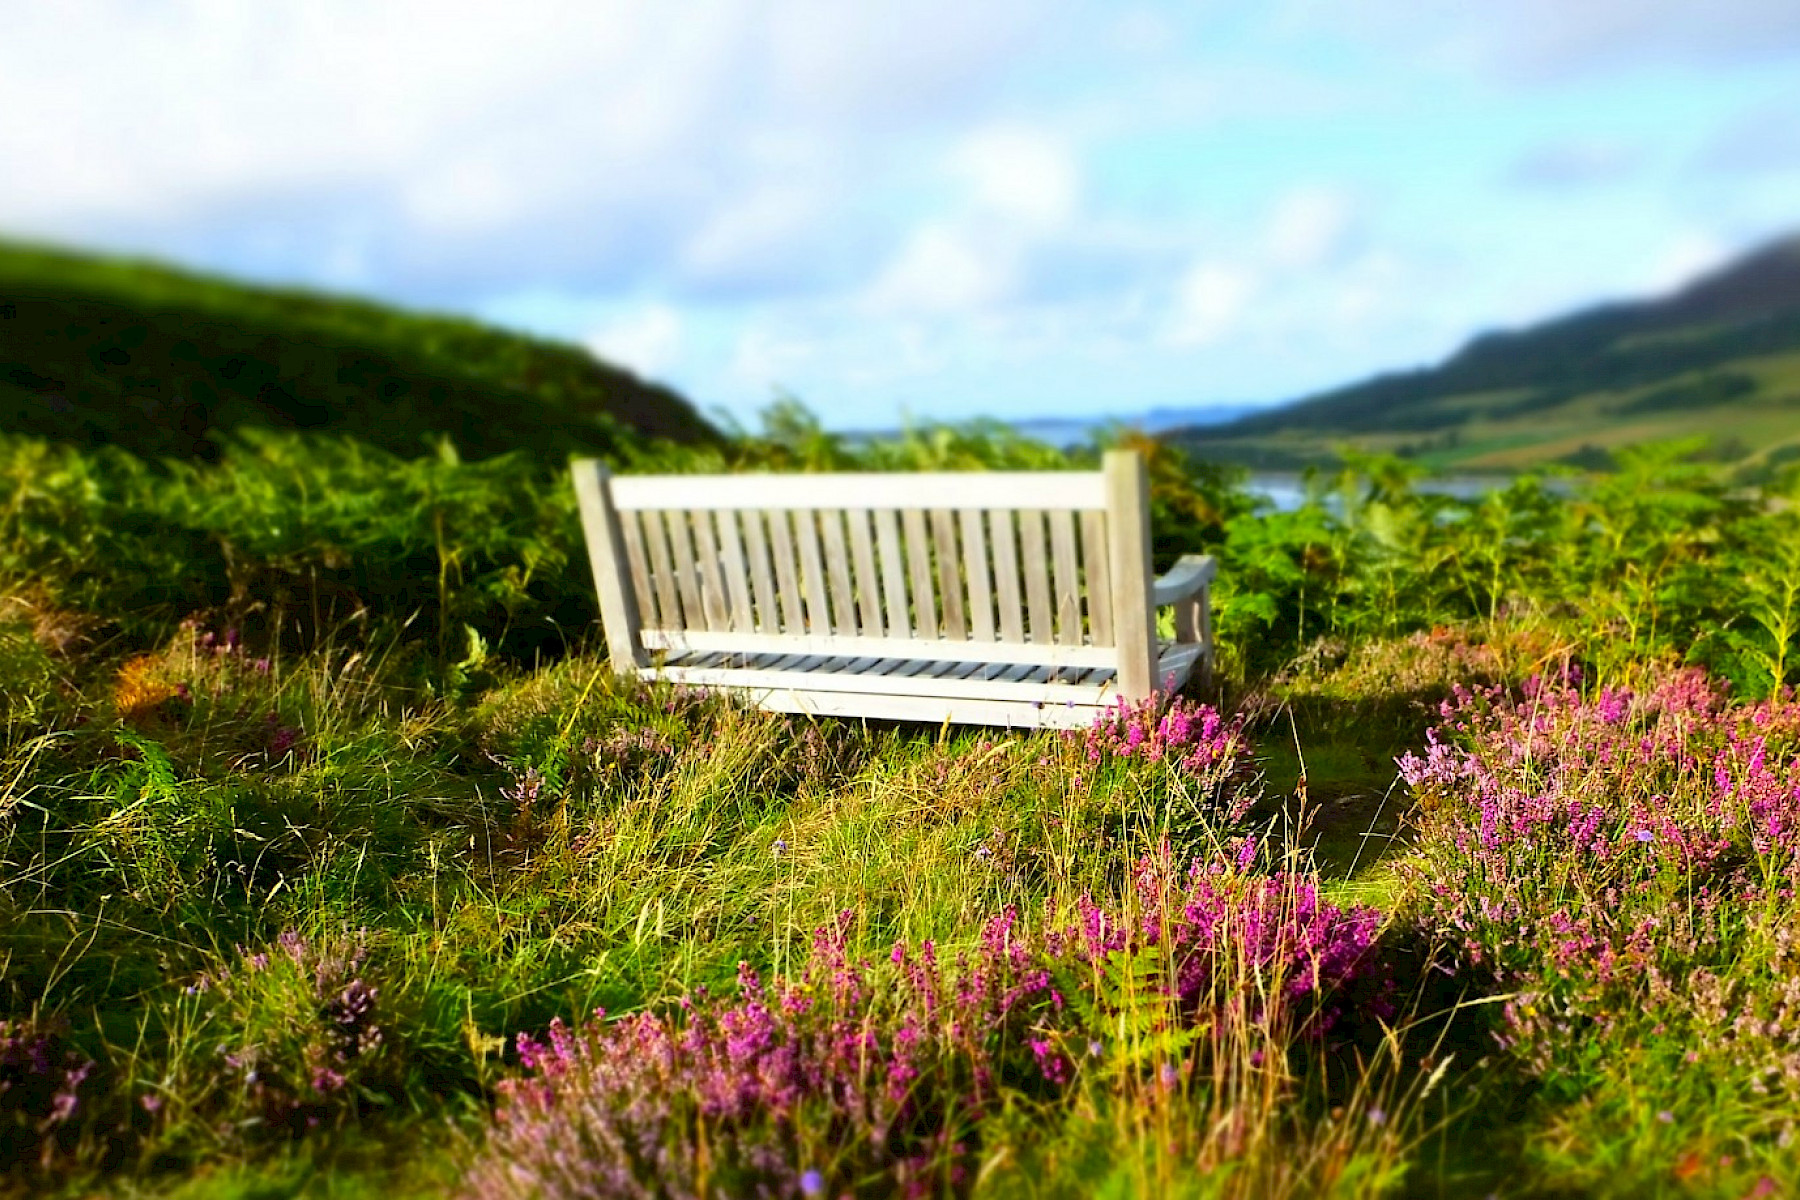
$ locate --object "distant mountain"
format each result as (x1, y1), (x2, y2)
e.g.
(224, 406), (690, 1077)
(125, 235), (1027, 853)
(0, 240), (719, 464)
(1170, 233), (1800, 474)
(846, 403), (1264, 448)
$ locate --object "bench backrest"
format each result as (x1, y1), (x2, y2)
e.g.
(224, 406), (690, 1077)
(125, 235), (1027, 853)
(573, 450), (1161, 696)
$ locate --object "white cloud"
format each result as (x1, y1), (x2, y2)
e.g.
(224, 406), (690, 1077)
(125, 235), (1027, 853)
(1644, 231), (1733, 295)
(587, 304), (684, 379)
(952, 124), (1081, 229)
(678, 182), (834, 293)
(1165, 261), (1259, 346)
(865, 224), (1014, 315)
(0, 0), (1046, 292)
(1264, 187), (1356, 270)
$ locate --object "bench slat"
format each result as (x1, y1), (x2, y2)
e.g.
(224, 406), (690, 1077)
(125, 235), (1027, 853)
(740, 510), (779, 633)
(846, 509), (884, 637)
(612, 472), (1106, 512)
(619, 509), (660, 629)
(1049, 509), (1082, 643)
(902, 509), (938, 639)
(819, 510), (858, 636)
(766, 510), (807, 634)
(989, 510), (1025, 643)
(931, 509), (966, 641)
(960, 509), (994, 641)
(664, 511), (707, 630)
(874, 509), (910, 639)
(714, 511), (755, 632)
(794, 511), (833, 634)
(1020, 509), (1053, 645)
(642, 510), (683, 630)
(691, 511), (730, 631)
(1081, 511), (1113, 646)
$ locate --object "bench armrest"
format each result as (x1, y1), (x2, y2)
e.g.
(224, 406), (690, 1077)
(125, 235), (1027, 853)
(1151, 554), (1217, 607)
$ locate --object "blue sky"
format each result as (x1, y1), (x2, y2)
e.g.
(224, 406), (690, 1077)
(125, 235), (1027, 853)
(4, 2), (1799, 430)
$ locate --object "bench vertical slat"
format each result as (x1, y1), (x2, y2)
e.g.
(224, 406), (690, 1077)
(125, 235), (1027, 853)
(664, 511), (708, 630)
(572, 460), (645, 674)
(713, 511), (755, 632)
(1049, 509), (1081, 643)
(641, 509), (682, 630)
(766, 510), (807, 634)
(846, 509), (885, 636)
(794, 510), (834, 634)
(1019, 509), (1054, 644)
(1080, 510), (1114, 646)
(931, 509), (967, 640)
(618, 508), (660, 629)
(989, 510), (1025, 643)
(901, 509), (938, 639)
(959, 509), (994, 641)
(875, 509), (910, 638)
(1105, 450), (1157, 700)
(690, 511), (730, 630)
(740, 510), (780, 633)
(819, 510), (858, 636)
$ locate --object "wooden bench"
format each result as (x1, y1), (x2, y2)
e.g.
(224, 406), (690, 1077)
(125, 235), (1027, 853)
(571, 450), (1216, 729)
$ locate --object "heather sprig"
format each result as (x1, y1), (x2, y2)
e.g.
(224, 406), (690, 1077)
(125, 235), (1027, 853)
(0, 1017), (94, 1169)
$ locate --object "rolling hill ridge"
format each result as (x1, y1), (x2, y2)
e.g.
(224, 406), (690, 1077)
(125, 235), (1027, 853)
(0, 240), (718, 464)
(1171, 233), (1800, 473)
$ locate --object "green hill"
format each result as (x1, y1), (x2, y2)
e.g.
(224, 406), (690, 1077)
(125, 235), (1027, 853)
(1170, 233), (1800, 474)
(0, 240), (719, 463)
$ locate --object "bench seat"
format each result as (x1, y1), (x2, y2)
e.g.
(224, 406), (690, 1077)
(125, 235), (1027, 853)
(642, 641), (1206, 729)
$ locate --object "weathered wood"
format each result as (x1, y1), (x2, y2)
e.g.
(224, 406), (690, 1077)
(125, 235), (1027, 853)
(990, 510), (1024, 643)
(960, 509), (994, 642)
(613, 472), (1106, 512)
(574, 451), (1213, 727)
(618, 508), (659, 628)
(874, 508), (910, 638)
(1019, 509), (1053, 645)
(1106, 450), (1157, 701)
(690, 511), (730, 631)
(794, 510), (833, 634)
(740, 510), (779, 633)
(902, 509), (938, 639)
(846, 509), (884, 636)
(641, 508), (682, 630)
(766, 510), (806, 634)
(819, 510), (858, 636)
(1049, 509), (1081, 643)
(713, 511), (754, 632)
(572, 461), (645, 674)
(1081, 510), (1113, 646)
(662, 511), (704, 630)
(931, 509), (967, 640)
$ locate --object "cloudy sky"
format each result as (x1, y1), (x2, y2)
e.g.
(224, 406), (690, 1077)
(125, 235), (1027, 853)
(4, 2), (1799, 429)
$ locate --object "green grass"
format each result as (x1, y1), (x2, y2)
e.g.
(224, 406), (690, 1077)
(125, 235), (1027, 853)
(1, 411), (1799, 1196)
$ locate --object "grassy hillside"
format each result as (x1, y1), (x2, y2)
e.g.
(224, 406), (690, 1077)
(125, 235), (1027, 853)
(1172, 233), (1800, 473)
(0, 240), (719, 463)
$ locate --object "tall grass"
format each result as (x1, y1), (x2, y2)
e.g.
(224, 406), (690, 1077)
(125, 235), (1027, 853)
(2, 419), (1799, 1195)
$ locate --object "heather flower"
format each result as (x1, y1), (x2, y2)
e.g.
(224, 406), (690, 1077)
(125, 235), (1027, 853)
(191, 929), (392, 1138)
(467, 849), (1383, 1199)
(0, 1018), (94, 1166)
